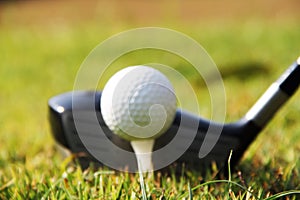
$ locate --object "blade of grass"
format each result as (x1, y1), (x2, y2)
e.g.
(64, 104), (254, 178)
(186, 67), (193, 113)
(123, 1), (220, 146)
(188, 182), (193, 200)
(264, 190), (300, 200)
(177, 179), (256, 199)
(228, 150), (233, 199)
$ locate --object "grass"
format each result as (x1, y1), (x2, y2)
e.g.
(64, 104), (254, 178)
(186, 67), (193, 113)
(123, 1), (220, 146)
(1, 2), (300, 199)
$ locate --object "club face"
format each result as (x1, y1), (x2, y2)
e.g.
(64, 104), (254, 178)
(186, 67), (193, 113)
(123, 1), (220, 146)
(49, 91), (259, 172)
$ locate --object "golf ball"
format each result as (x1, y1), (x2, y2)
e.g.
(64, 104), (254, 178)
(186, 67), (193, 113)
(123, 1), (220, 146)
(101, 66), (177, 141)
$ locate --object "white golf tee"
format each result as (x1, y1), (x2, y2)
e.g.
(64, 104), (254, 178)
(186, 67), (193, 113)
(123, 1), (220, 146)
(130, 140), (155, 172)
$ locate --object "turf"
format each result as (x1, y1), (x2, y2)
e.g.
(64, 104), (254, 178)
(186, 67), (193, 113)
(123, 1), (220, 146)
(0, 1), (300, 199)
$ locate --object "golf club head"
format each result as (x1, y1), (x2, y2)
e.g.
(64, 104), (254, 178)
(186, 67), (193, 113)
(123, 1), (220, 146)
(48, 58), (299, 173)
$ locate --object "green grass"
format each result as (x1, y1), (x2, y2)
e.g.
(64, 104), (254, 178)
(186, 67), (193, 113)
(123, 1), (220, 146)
(0, 10), (300, 199)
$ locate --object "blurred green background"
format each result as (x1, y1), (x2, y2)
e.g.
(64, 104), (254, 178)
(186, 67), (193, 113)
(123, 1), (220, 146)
(0, 0), (299, 197)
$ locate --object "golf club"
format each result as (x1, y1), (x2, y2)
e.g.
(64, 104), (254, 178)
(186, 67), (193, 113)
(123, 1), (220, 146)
(48, 58), (299, 172)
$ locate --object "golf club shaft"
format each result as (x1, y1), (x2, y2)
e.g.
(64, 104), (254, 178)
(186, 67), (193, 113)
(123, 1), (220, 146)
(245, 58), (300, 128)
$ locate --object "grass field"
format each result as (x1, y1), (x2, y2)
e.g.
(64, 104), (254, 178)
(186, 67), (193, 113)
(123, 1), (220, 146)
(0, 1), (300, 199)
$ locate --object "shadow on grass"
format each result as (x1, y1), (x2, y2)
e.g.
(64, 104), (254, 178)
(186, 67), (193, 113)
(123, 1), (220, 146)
(195, 61), (270, 86)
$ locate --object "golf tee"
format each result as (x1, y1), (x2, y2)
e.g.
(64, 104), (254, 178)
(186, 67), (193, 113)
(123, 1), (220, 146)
(131, 140), (155, 173)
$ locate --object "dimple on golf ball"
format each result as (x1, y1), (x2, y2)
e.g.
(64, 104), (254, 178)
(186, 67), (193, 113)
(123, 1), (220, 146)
(101, 66), (177, 141)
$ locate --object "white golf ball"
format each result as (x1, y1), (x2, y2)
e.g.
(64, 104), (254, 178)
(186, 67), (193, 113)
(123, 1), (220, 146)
(101, 66), (177, 141)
